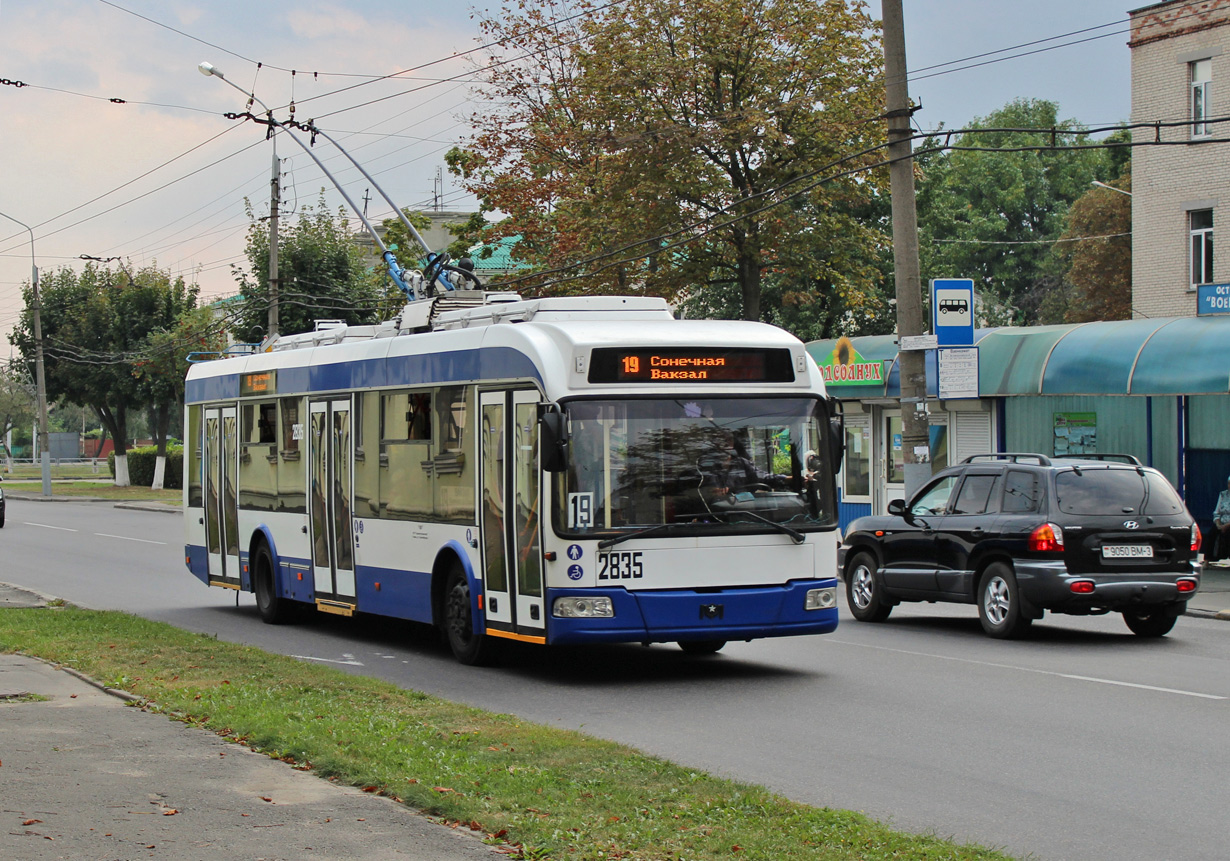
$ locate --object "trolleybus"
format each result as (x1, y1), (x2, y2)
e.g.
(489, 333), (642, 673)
(183, 293), (843, 663)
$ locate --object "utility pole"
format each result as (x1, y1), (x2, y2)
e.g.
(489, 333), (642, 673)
(0, 211), (52, 497)
(267, 144), (280, 339)
(882, 0), (930, 500)
(198, 62), (280, 340)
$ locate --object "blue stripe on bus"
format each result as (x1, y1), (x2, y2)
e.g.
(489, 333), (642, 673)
(186, 346), (543, 404)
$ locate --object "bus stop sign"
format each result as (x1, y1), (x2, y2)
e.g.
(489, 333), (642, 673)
(932, 278), (975, 346)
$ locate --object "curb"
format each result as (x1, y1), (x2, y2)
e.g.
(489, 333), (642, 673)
(54, 660), (145, 703)
(1187, 608), (1230, 621)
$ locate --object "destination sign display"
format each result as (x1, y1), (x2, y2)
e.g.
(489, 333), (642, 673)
(240, 370), (276, 396)
(588, 348), (794, 384)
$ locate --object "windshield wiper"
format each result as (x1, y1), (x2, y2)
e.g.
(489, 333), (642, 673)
(598, 523), (682, 549)
(727, 510), (805, 544)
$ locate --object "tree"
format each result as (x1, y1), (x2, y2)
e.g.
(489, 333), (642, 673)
(0, 359), (37, 470)
(11, 263), (205, 486)
(1052, 172), (1132, 323)
(916, 99), (1122, 325)
(130, 283), (221, 488)
(232, 194), (385, 341)
(457, 0), (889, 322)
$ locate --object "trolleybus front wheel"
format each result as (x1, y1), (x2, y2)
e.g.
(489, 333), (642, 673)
(443, 564), (495, 666)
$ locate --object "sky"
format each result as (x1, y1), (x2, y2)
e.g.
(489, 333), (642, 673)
(0, 0), (1136, 350)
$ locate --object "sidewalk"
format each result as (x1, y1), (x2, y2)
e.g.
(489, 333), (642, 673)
(1190, 560), (1230, 620)
(0, 587), (501, 861)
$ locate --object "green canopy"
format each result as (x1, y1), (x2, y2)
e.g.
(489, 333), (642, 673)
(808, 315), (1230, 397)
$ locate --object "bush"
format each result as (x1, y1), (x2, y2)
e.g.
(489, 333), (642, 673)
(107, 446), (183, 489)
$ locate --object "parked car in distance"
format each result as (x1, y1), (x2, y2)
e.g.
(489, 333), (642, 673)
(839, 454), (1201, 638)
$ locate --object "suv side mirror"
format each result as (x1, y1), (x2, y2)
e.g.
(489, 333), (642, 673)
(539, 405), (568, 473)
(887, 499), (907, 517)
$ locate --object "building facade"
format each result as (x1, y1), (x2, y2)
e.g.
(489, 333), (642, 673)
(1131, 0), (1230, 316)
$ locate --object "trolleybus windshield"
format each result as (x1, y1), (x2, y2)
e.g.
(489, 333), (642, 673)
(553, 397), (836, 538)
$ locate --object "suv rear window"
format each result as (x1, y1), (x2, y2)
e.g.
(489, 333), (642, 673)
(1143, 472), (1186, 515)
(1054, 469), (1148, 515)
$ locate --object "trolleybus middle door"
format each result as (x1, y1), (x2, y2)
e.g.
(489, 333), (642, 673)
(479, 389), (545, 638)
(308, 398), (357, 610)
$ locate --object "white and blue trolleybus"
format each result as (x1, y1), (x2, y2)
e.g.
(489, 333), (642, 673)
(183, 294), (843, 663)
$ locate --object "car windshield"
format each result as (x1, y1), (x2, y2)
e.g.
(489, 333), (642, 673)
(552, 396), (837, 538)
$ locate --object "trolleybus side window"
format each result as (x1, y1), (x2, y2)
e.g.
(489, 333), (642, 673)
(352, 392), (381, 518)
(239, 401), (278, 511)
(381, 390), (433, 519)
(433, 385), (475, 524)
(277, 397), (306, 514)
(187, 404), (203, 507)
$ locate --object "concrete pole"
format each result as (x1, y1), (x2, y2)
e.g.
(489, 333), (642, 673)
(0, 211), (52, 496)
(268, 140), (280, 339)
(881, 0), (931, 501)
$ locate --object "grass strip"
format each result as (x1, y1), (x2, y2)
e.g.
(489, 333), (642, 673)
(0, 607), (1015, 861)
(3, 482), (180, 502)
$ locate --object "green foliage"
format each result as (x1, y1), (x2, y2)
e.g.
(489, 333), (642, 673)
(106, 445), (183, 488)
(916, 99), (1124, 325)
(233, 193), (386, 341)
(1052, 171), (1132, 323)
(0, 359), (36, 458)
(460, 0), (890, 322)
(9, 262), (202, 461)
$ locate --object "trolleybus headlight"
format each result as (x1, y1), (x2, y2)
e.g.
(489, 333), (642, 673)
(805, 587), (837, 610)
(553, 596), (615, 618)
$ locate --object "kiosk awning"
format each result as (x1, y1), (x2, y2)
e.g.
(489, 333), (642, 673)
(807, 315), (1230, 398)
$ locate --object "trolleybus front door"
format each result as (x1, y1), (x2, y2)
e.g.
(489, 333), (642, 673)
(203, 405), (241, 588)
(479, 389), (545, 640)
(308, 398), (356, 611)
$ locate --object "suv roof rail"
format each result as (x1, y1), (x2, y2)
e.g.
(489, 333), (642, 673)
(961, 453), (1053, 465)
(1052, 453), (1142, 465)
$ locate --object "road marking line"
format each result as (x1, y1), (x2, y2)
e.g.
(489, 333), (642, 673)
(93, 532), (167, 545)
(291, 655), (364, 666)
(830, 639), (1227, 700)
(23, 522), (78, 532)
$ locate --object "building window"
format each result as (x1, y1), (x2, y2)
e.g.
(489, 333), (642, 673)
(1191, 209), (1214, 287)
(1192, 59), (1212, 138)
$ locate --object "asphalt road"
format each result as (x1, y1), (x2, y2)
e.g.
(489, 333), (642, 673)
(3, 499), (1228, 861)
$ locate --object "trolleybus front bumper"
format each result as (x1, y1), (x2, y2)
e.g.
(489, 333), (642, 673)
(544, 579), (839, 645)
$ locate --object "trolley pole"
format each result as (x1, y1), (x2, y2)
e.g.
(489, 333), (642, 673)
(882, 0), (930, 500)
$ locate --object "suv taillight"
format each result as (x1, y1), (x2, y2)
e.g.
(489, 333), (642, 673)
(1191, 523), (1201, 553)
(1029, 523), (1065, 552)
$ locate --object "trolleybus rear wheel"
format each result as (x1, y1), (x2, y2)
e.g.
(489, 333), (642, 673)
(253, 543), (294, 624)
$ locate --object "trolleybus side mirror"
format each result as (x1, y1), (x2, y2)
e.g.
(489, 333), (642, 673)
(827, 399), (845, 472)
(539, 405), (568, 473)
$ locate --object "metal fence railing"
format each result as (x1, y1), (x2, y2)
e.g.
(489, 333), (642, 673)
(1, 458), (111, 479)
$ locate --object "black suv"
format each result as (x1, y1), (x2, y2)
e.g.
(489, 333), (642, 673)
(839, 454), (1201, 638)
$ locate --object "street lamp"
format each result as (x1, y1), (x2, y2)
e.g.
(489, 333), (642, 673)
(199, 61), (281, 339)
(1091, 180), (1132, 197)
(0, 210), (53, 496)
